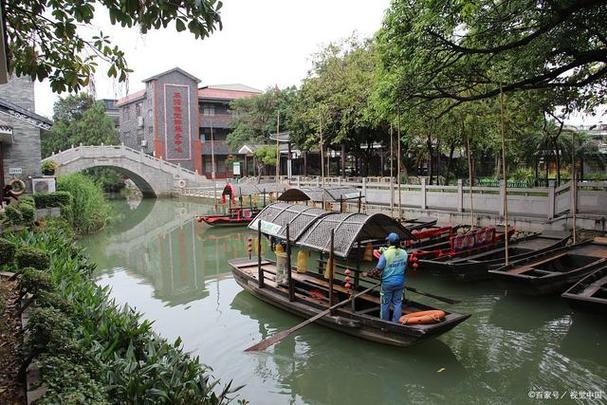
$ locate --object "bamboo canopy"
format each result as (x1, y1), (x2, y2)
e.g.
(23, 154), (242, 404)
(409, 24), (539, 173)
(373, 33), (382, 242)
(277, 187), (362, 203)
(250, 202), (413, 258)
(223, 182), (288, 197)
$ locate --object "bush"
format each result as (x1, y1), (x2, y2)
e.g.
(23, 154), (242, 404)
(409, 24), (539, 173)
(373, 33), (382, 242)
(20, 196), (35, 207)
(4, 204), (23, 225)
(41, 160), (58, 175)
(15, 246), (50, 270)
(19, 202), (36, 223)
(0, 238), (16, 265)
(4, 227), (242, 404)
(33, 191), (73, 209)
(19, 267), (53, 296)
(57, 174), (110, 234)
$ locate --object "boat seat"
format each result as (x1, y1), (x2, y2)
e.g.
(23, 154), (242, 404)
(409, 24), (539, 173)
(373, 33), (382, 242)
(584, 275), (607, 296)
(523, 268), (560, 276)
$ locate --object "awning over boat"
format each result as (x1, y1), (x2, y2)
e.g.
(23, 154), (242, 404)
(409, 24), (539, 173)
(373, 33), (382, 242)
(297, 212), (414, 257)
(249, 202), (413, 257)
(222, 182), (288, 197)
(249, 202), (329, 241)
(277, 186), (362, 203)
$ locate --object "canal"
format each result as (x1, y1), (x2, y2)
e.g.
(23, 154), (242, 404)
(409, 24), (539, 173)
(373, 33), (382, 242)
(81, 198), (607, 404)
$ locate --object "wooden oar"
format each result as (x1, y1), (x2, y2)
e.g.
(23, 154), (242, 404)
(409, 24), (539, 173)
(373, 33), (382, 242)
(244, 282), (381, 352)
(405, 286), (460, 305)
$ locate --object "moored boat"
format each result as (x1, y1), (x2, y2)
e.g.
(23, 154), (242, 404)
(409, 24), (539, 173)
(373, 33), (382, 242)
(561, 266), (607, 315)
(197, 207), (260, 227)
(228, 258), (470, 347)
(489, 238), (607, 295)
(228, 202), (471, 348)
(419, 232), (570, 281)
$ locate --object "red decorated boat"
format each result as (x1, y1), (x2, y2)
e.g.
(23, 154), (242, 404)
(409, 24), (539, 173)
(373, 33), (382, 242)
(197, 207), (261, 227)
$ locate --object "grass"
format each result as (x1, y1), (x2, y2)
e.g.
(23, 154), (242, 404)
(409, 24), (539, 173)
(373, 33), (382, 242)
(57, 173), (111, 234)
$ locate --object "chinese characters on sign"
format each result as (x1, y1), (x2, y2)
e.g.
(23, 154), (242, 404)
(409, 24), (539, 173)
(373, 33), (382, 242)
(164, 84), (192, 161)
(173, 91), (184, 154)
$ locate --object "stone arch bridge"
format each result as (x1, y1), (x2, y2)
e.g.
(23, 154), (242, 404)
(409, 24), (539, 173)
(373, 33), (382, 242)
(44, 144), (210, 197)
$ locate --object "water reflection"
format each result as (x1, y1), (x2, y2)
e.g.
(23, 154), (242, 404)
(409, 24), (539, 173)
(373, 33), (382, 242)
(231, 290), (467, 404)
(82, 199), (607, 405)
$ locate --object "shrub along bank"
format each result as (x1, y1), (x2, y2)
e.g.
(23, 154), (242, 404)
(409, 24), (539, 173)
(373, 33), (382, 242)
(1, 221), (243, 404)
(56, 173), (111, 234)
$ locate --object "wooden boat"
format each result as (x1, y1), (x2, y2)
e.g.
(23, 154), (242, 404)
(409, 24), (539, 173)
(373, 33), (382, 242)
(418, 232), (570, 281)
(228, 202), (471, 348)
(197, 207), (260, 227)
(229, 258), (470, 347)
(489, 239), (607, 295)
(561, 266), (607, 315)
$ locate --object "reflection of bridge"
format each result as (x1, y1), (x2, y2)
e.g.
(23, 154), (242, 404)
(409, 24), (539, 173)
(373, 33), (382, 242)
(44, 144), (211, 197)
(90, 200), (257, 307)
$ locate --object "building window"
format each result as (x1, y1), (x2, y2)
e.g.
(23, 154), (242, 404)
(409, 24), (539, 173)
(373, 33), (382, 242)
(202, 105), (215, 116)
(136, 102), (142, 117)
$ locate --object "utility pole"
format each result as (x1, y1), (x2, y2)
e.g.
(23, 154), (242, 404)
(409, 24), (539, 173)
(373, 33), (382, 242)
(390, 124), (394, 217)
(572, 130), (577, 244)
(211, 124), (216, 180)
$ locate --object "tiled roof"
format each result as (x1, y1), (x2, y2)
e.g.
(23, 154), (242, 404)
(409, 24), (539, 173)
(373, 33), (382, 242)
(116, 89), (146, 107)
(198, 85), (261, 101)
(207, 84), (262, 93)
(143, 67), (200, 83)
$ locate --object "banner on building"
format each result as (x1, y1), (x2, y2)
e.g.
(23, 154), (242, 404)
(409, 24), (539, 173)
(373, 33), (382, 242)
(163, 84), (192, 161)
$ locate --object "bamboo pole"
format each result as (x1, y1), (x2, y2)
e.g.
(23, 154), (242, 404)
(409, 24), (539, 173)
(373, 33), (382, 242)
(465, 128), (474, 227)
(257, 221), (264, 288)
(328, 229), (335, 314)
(572, 131), (577, 244)
(500, 85), (509, 266)
(286, 224), (294, 301)
(320, 112), (324, 187)
(397, 109), (402, 220)
(275, 110), (280, 183)
(390, 124), (394, 217)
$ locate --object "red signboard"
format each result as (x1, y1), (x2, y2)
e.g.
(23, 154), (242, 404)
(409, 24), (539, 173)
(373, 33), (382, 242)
(163, 84), (192, 161)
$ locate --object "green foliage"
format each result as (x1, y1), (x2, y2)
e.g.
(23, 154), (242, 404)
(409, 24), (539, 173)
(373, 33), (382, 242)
(15, 246), (50, 270)
(6, 0), (222, 93)
(43, 95), (120, 157)
(3, 226), (243, 404)
(227, 87), (297, 150)
(290, 36), (385, 152)
(33, 191), (73, 209)
(0, 238), (16, 266)
(19, 267), (53, 297)
(375, 0), (607, 111)
(41, 160), (58, 175)
(57, 173), (111, 234)
(252, 146), (277, 175)
(4, 204), (23, 225)
(19, 202), (36, 224)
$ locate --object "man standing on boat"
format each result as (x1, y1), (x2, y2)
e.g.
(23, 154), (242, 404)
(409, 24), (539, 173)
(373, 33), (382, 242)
(373, 233), (408, 323)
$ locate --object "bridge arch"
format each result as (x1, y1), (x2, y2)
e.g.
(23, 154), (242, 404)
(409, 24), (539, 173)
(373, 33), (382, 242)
(43, 144), (210, 197)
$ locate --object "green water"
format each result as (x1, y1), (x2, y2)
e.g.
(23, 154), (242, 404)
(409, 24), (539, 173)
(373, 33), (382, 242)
(81, 199), (607, 404)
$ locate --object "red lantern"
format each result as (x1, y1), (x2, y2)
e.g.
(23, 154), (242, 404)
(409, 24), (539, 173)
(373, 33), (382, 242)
(344, 269), (351, 276)
(344, 276), (351, 284)
(345, 283), (351, 289)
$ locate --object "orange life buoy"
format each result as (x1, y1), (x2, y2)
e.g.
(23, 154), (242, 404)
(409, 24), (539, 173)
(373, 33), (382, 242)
(399, 310), (446, 325)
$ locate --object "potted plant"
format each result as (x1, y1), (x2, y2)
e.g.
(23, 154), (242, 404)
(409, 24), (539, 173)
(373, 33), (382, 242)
(41, 160), (58, 176)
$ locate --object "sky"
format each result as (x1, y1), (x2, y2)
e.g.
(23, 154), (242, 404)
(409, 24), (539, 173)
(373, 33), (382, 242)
(34, 0), (392, 118)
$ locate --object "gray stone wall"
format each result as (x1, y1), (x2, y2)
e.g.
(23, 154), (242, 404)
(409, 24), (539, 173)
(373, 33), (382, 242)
(118, 94), (152, 153)
(0, 75), (42, 187)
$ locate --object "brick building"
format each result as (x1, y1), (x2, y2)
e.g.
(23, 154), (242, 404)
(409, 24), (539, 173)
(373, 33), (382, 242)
(116, 67), (261, 177)
(0, 75), (51, 196)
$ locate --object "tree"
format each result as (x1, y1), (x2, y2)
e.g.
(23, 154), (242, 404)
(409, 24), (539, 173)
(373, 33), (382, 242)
(43, 94), (124, 191)
(43, 94), (118, 157)
(5, 0), (223, 93)
(376, 0), (607, 113)
(253, 146), (277, 176)
(289, 36), (387, 176)
(227, 87), (296, 150)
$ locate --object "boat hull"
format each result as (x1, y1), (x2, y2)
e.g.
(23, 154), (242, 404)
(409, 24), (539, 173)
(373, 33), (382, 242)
(230, 260), (470, 347)
(561, 267), (607, 315)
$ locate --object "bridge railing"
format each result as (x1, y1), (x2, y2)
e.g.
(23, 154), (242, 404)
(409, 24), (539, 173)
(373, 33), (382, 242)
(48, 143), (205, 179)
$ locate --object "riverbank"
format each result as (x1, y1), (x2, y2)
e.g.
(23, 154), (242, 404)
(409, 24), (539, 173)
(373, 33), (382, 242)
(0, 186), (245, 403)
